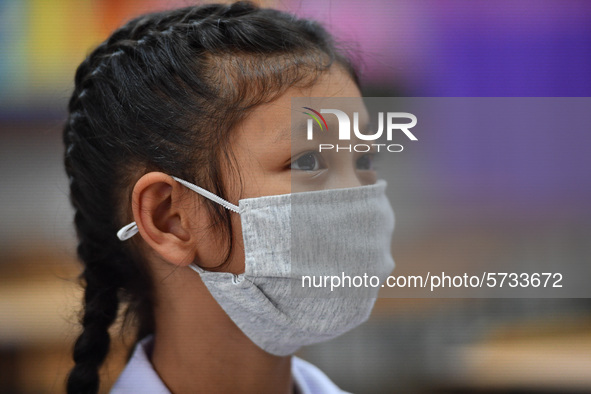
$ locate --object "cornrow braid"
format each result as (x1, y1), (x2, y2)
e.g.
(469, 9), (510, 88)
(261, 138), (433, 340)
(65, 47), (151, 393)
(64, 2), (359, 393)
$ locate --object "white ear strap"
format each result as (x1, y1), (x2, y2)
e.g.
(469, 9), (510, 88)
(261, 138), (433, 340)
(117, 222), (139, 241)
(170, 176), (240, 213)
(116, 176), (240, 241)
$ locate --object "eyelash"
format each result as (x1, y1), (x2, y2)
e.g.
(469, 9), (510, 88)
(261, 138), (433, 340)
(290, 152), (325, 171)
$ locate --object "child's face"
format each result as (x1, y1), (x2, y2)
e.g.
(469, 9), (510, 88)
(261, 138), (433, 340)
(224, 65), (375, 201)
(206, 66), (376, 274)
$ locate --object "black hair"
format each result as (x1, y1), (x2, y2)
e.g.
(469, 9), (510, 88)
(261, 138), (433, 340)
(63, 1), (359, 393)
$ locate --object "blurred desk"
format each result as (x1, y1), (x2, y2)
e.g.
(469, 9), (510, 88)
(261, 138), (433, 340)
(0, 275), (80, 345)
(0, 254), (128, 393)
(449, 320), (591, 392)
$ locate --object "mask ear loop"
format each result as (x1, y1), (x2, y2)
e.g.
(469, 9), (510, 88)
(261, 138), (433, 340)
(117, 222), (139, 241)
(116, 176), (241, 241)
(171, 176), (240, 214)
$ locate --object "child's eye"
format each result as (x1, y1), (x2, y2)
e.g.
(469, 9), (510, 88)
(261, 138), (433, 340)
(291, 152), (325, 171)
(356, 153), (376, 171)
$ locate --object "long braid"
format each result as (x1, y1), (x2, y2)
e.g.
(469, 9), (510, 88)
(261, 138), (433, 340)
(64, 23), (155, 390)
(64, 2), (359, 392)
(65, 51), (134, 392)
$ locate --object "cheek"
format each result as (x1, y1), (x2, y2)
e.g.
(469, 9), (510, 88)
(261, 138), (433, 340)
(193, 207), (245, 274)
(225, 211), (246, 275)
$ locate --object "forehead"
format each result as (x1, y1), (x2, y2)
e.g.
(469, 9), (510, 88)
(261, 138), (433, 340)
(234, 67), (364, 146)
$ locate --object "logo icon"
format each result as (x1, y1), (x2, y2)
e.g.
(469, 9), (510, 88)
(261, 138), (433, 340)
(302, 107), (329, 132)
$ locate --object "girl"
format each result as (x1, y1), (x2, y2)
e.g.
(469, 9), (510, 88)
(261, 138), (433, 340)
(64, 1), (394, 393)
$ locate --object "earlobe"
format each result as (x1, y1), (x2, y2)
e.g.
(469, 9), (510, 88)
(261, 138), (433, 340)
(132, 172), (197, 266)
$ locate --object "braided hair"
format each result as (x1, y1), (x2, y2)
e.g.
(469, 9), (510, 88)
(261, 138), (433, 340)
(63, 2), (358, 392)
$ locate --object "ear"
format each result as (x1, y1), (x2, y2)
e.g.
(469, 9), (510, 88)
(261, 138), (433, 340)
(132, 172), (199, 267)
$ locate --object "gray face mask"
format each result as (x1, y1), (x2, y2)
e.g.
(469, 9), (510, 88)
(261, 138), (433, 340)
(117, 177), (395, 356)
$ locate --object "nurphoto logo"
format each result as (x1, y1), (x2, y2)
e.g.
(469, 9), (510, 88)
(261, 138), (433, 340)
(303, 107), (418, 153)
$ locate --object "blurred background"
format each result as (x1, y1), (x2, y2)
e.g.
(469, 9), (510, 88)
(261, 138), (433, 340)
(1, 0), (590, 393)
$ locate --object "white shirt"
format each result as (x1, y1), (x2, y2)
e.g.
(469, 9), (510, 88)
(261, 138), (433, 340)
(111, 336), (350, 394)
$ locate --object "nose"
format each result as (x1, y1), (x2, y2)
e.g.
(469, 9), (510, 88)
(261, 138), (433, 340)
(325, 158), (365, 190)
(327, 178), (362, 190)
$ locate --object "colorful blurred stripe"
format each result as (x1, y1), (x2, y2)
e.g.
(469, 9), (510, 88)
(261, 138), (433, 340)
(0, 0), (590, 115)
(0, 0), (215, 113)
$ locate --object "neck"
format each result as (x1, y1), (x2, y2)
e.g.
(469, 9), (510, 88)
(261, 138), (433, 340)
(150, 270), (293, 394)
